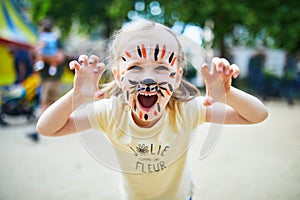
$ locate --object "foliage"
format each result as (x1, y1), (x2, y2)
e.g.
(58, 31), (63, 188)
(261, 0), (300, 53)
(28, 0), (300, 54)
(29, 0), (134, 38)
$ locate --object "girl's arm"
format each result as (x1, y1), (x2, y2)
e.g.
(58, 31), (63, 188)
(36, 55), (105, 136)
(201, 57), (268, 124)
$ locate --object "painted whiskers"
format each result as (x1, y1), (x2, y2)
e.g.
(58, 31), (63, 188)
(120, 43), (179, 121)
(126, 78), (175, 120)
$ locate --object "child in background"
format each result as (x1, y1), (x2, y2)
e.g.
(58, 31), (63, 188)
(34, 18), (64, 76)
(36, 19), (268, 200)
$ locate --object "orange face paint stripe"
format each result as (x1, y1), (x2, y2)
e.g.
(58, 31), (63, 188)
(132, 99), (135, 110)
(165, 89), (171, 96)
(170, 56), (177, 66)
(125, 51), (132, 58)
(139, 111), (143, 119)
(141, 44), (147, 59)
(161, 45), (166, 59)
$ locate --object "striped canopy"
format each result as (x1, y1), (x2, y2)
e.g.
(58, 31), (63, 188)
(0, 0), (38, 49)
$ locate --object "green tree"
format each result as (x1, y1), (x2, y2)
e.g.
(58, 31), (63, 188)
(29, 0), (133, 38)
(249, 0), (300, 54)
(162, 0), (255, 56)
(163, 0), (300, 56)
(29, 0), (300, 56)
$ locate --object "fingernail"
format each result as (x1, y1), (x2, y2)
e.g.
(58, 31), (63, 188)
(225, 68), (229, 75)
(96, 91), (104, 98)
(88, 59), (95, 65)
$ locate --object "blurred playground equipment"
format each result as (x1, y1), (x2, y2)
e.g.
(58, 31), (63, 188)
(0, 0), (73, 125)
(0, 73), (40, 125)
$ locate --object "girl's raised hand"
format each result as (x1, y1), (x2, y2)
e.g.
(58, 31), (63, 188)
(69, 55), (106, 103)
(200, 57), (240, 106)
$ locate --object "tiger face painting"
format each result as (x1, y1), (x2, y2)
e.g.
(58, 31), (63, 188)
(112, 28), (183, 125)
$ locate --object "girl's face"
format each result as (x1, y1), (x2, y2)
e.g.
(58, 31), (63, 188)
(113, 29), (182, 126)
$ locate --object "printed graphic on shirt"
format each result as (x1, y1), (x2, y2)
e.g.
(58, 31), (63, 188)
(128, 143), (170, 173)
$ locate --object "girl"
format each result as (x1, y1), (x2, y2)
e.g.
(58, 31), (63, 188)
(37, 20), (268, 200)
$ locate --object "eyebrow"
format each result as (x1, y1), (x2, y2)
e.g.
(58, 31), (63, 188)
(126, 61), (143, 66)
(156, 61), (169, 65)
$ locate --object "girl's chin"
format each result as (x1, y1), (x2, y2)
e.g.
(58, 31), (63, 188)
(133, 116), (161, 128)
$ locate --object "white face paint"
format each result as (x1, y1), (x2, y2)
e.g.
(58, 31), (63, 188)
(114, 29), (182, 124)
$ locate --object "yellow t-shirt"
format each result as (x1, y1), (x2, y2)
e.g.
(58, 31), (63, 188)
(87, 96), (206, 200)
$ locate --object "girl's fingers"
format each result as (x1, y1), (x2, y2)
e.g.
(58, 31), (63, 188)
(88, 55), (99, 67)
(211, 57), (240, 78)
(94, 62), (106, 75)
(69, 60), (80, 71)
(78, 55), (89, 66)
(230, 64), (240, 78)
(94, 90), (105, 99)
(203, 95), (214, 106)
(212, 57), (221, 72)
(74, 55), (106, 75)
(212, 57), (232, 73)
(200, 63), (210, 80)
(220, 58), (230, 75)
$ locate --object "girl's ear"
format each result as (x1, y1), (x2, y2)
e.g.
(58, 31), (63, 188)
(174, 67), (183, 89)
(112, 67), (121, 88)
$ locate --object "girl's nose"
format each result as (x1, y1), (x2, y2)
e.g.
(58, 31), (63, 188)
(140, 78), (157, 86)
(140, 78), (157, 92)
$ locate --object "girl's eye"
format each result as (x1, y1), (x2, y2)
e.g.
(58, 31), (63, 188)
(156, 65), (169, 71)
(128, 65), (142, 71)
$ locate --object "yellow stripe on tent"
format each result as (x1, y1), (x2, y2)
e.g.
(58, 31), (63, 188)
(4, 0), (37, 45)
(0, 1), (11, 39)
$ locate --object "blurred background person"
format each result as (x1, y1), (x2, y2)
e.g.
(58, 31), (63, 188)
(27, 59), (66, 142)
(12, 48), (34, 84)
(248, 48), (266, 99)
(33, 18), (64, 76)
(27, 18), (66, 142)
(281, 52), (298, 105)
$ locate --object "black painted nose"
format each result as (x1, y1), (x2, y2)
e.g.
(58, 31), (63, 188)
(140, 78), (157, 86)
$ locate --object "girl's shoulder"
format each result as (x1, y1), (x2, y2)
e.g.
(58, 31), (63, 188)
(175, 96), (206, 124)
(91, 96), (124, 114)
(169, 96), (205, 110)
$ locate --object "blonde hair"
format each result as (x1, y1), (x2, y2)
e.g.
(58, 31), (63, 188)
(102, 19), (200, 109)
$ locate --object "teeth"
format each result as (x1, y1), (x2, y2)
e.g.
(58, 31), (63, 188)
(140, 93), (156, 96)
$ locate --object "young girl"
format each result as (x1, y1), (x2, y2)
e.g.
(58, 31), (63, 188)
(37, 20), (268, 200)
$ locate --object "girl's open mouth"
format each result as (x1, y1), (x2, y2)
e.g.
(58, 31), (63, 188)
(137, 92), (158, 109)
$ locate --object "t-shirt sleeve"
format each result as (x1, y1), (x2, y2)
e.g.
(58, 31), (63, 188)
(86, 98), (112, 134)
(181, 96), (206, 128)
